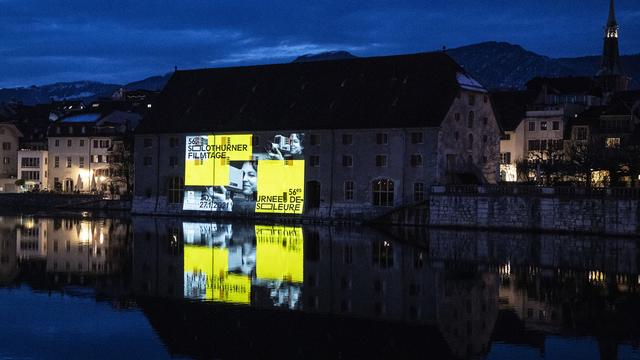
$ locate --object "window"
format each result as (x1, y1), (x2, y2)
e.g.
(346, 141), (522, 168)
(606, 137), (621, 148)
(55, 140), (60, 147)
(2, 157), (9, 165)
(454, 131), (459, 140)
(342, 134), (353, 145)
(310, 155), (320, 167)
(411, 132), (423, 144)
(500, 152), (511, 164)
(79, 140), (85, 147)
(528, 140), (541, 151)
(541, 121), (547, 131)
(376, 133), (388, 145)
(344, 180), (354, 200)
(68, 127), (73, 134)
(169, 137), (179, 148)
(576, 127), (588, 141)
(66, 157), (72, 168)
(79, 157), (85, 168)
(468, 93), (476, 106)
(467, 111), (474, 128)
(309, 134), (319, 145)
(502, 133), (511, 140)
(468, 134), (474, 149)
(375, 155), (387, 167)
(483, 134), (488, 143)
(2, 142), (10, 150)
(81, 126), (86, 134)
(372, 179), (394, 207)
(167, 177), (184, 204)
(67, 139), (72, 147)
(528, 122), (536, 131)
(483, 95), (488, 103)
(410, 154), (423, 167)
(93, 140), (98, 148)
(342, 155), (353, 167)
(54, 156), (59, 168)
(99, 140), (110, 148)
(552, 121), (560, 130)
(454, 113), (460, 121)
(21, 158), (39, 167)
(483, 117), (488, 126)
(20, 171), (39, 181)
(414, 183), (425, 202)
(143, 156), (152, 166)
(97, 155), (103, 163)
(169, 156), (178, 167)
(143, 138), (152, 148)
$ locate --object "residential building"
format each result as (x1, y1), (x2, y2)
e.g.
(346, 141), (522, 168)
(0, 123), (23, 192)
(47, 110), (140, 194)
(133, 52), (501, 218)
(17, 150), (48, 191)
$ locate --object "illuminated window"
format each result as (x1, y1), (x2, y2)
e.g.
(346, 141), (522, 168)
(467, 111), (474, 128)
(375, 155), (387, 167)
(143, 156), (152, 166)
(414, 182), (425, 202)
(410, 154), (422, 167)
(342, 134), (353, 145)
(342, 155), (353, 167)
(606, 137), (621, 148)
(344, 180), (354, 200)
(309, 155), (320, 167)
(411, 132), (423, 144)
(372, 178), (394, 206)
(376, 133), (388, 145)
(541, 121), (547, 131)
(167, 177), (184, 204)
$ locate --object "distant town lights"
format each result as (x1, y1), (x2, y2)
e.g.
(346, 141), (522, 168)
(147, 104), (152, 108)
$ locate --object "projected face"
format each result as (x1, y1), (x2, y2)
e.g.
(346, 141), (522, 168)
(290, 134), (302, 154)
(241, 161), (257, 196)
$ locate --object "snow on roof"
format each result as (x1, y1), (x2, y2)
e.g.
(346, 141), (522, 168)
(456, 72), (487, 93)
(60, 113), (101, 123)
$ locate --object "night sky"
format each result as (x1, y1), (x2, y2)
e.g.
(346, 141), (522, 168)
(0, 0), (638, 88)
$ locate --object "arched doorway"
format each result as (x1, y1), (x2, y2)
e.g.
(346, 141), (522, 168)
(63, 178), (74, 193)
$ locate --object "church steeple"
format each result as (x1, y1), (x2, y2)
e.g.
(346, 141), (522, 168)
(596, 0), (629, 92)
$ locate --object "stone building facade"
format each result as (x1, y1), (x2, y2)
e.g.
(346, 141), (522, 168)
(132, 52), (500, 219)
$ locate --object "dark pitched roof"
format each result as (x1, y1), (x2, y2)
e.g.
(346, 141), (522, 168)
(525, 76), (601, 96)
(136, 52), (473, 134)
(490, 90), (537, 131)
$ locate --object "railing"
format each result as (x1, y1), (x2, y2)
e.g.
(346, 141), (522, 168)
(432, 185), (640, 198)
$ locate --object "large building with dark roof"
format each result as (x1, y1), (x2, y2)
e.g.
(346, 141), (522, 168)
(133, 52), (501, 218)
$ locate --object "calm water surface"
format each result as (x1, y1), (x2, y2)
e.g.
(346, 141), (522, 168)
(0, 214), (639, 359)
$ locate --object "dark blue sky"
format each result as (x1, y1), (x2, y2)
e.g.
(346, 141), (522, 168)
(0, 0), (638, 88)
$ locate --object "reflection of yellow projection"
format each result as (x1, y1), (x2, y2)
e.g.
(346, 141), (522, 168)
(184, 134), (253, 186)
(255, 225), (303, 283)
(184, 245), (249, 304)
(255, 160), (305, 214)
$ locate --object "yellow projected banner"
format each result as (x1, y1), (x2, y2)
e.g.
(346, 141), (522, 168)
(185, 134), (253, 186)
(255, 160), (305, 214)
(184, 245), (250, 304)
(255, 225), (304, 283)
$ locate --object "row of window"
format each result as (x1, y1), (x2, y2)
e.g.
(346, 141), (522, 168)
(20, 157), (43, 168)
(528, 121), (561, 132)
(55, 126), (87, 135)
(453, 111), (489, 129)
(458, 93), (489, 107)
(21, 170), (42, 181)
(142, 132), (427, 149)
(52, 155), (111, 168)
(166, 177), (424, 206)
(2, 142), (11, 151)
(53, 139), (110, 148)
(527, 139), (564, 152)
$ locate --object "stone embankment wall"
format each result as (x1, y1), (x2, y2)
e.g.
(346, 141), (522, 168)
(425, 186), (640, 236)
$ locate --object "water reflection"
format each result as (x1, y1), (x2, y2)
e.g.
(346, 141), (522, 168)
(0, 215), (638, 359)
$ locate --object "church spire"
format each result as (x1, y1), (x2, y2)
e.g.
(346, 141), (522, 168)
(596, 0), (628, 92)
